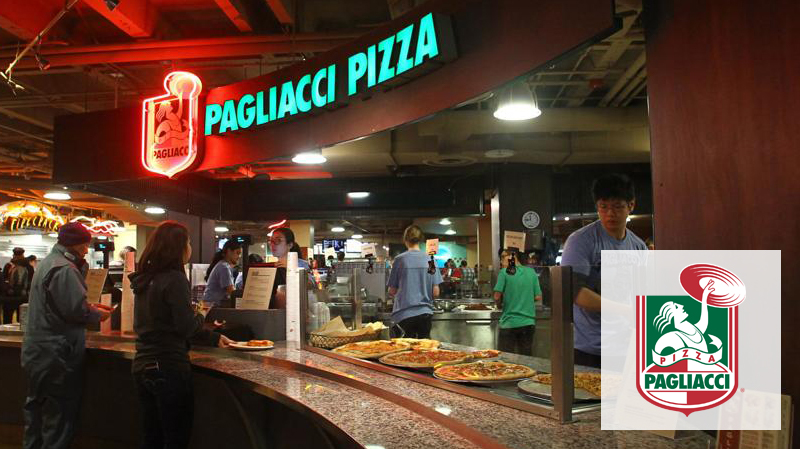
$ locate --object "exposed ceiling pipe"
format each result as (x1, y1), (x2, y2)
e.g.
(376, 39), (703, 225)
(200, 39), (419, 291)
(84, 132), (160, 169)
(0, 32), (363, 70)
(598, 52), (646, 107)
(612, 68), (647, 107)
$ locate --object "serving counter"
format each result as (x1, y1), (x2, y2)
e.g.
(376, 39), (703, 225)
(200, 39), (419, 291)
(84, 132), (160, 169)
(0, 331), (715, 449)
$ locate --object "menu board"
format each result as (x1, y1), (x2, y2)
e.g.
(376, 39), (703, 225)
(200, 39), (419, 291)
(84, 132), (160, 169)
(504, 231), (526, 251)
(85, 268), (108, 304)
(236, 267), (277, 310)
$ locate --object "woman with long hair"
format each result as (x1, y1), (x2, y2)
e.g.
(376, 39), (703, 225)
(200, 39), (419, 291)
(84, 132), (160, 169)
(130, 221), (232, 449)
(386, 225), (443, 338)
(268, 228), (312, 308)
(202, 240), (242, 307)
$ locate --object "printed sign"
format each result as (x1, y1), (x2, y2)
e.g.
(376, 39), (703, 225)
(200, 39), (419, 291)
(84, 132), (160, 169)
(426, 238), (439, 255)
(324, 247), (337, 259)
(361, 242), (377, 257)
(237, 267), (277, 310)
(637, 264), (744, 416)
(142, 71), (203, 178)
(503, 231), (525, 251)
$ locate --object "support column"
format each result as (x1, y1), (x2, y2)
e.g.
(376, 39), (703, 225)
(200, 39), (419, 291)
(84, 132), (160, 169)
(289, 220), (314, 260)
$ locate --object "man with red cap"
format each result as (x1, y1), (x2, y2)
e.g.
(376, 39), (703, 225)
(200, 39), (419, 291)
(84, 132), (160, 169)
(21, 222), (111, 449)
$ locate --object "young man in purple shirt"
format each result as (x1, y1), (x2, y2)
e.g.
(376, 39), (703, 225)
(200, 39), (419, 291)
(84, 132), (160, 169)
(560, 174), (647, 368)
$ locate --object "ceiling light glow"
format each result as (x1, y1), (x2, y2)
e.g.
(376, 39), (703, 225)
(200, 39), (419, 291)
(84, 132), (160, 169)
(214, 226), (229, 232)
(331, 226), (345, 233)
(144, 206), (166, 215)
(292, 152), (327, 165)
(351, 234), (363, 239)
(347, 192), (370, 199)
(44, 191), (71, 200)
(439, 218), (451, 225)
(445, 229), (456, 235)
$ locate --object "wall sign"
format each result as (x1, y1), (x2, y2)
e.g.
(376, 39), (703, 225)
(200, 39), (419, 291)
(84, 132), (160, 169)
(522, 210), (540, 229)
(0, 201), (66, 232)
(142, 71), (203, 178)
(203, 12), (455, 136)
(504, 231), (526, 251)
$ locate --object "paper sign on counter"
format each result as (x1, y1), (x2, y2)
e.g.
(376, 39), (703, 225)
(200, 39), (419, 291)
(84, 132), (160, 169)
(361, 242), (377, 257)
(324, 247), (337, 259)
(426, 239), (439, 255)
(236, 267), (277, 310)
(504, 231), (526, 251)
(85, 269), (108, 304)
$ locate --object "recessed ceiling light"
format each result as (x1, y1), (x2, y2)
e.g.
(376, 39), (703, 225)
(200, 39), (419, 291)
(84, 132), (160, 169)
(292, 151), (326, 164)
(347, 191), (369, 199)
(439, 218), (451, 225)
(44, 191), (71, 200)
(331, 226), (345, 233)
(214, 226), (229, 232)
(351, 234), (363, 239)
(445, 229), (456, 235)
(144, 206), (166, 214)
(564, 217), (570, 221)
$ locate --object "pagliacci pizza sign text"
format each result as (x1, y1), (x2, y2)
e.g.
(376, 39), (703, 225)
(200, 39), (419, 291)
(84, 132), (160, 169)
(204, 12), (456, 136)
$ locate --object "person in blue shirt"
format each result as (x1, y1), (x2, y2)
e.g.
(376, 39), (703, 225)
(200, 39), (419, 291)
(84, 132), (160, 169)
(560, 173), (647, 368)
(387, 225), (443, 338)
(203, 240), (242, 307)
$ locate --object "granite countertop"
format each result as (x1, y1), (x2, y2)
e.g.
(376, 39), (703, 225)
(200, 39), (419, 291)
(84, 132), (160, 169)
(0, 331), (714, 449)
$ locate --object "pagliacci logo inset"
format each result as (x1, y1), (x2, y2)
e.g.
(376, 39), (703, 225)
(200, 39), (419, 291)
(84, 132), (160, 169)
(636, 264), (746, 415)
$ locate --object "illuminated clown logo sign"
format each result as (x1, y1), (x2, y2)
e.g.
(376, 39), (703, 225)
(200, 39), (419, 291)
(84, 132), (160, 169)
(142, 71), (203, 178)
(637, 264), (745, 416)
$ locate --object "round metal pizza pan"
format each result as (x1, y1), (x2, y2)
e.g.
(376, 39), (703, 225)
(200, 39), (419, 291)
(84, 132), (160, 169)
(432, 371), (534, 384)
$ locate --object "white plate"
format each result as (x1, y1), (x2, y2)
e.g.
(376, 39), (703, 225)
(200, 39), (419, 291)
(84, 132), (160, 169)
(228, 342), (274, 351)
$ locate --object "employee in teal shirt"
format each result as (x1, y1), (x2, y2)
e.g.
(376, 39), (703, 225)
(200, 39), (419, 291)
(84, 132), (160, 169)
(493, 251), (542, 355)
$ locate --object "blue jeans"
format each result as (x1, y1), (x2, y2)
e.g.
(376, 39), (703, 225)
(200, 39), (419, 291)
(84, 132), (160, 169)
(133, 364), (194, 449)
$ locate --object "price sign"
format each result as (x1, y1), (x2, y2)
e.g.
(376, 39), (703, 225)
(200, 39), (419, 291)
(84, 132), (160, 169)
(237, 267), (277, 310)
(426, 239), (439, 255)
(504, 231), (526, 251)
(324, 247), (337, 259)
(85, 269), (108, 303)
(361, 242), (377, 257)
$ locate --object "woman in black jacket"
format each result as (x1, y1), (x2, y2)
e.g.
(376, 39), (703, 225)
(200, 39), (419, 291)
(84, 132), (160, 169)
(129, 221), (231, 449)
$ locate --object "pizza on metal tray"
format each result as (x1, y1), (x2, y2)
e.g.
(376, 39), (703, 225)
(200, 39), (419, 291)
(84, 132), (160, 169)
(390, 338), (440, 349)
(531, 372), (602, 397)
(379, 349), (472, 368)
(434, 361), (535, 381)
(331, 340), (411, 359)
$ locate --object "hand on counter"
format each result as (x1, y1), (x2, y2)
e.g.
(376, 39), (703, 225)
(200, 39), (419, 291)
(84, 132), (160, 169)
(218, 335), (233, 348)
(90, 304), (112, 322)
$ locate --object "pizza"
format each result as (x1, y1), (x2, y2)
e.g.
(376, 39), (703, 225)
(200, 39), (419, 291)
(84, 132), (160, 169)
(245, 339), (274, 347)
(470, 349), (501, 359)
(434, 361), (535, 381)
(390, 338), (440, 350)
(379, 349), (472, 368)
(331, 340), (411, 359)
(531, 372), (602, 397)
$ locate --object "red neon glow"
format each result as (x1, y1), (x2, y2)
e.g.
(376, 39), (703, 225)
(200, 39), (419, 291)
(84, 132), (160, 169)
(142, 71), (203, 178)
(267, 219), (287, 229)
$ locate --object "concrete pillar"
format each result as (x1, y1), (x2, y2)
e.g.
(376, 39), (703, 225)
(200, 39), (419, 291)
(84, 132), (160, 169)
(289, 220), (314, 260)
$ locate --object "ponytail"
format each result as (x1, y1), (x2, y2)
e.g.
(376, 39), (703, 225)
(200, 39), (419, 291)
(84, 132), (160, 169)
(205, 240), (242, 281)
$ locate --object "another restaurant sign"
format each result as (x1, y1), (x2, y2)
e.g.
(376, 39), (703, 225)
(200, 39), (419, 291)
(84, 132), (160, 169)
(203, 12), (455, 136)
(141, 71), (203, 178)
(0, 201), (66, 232)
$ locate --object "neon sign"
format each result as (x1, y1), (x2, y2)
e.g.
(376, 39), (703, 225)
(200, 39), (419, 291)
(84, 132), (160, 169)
(142, 71), (203, 178)
(70, 216), (123, 236)
(0, 201), (66, 232)
(204, 12), (455, 136)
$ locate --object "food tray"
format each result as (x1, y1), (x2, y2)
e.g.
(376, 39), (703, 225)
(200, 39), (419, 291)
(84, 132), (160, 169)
(308, 330), (381, 349)
(432, 371), (533, 384)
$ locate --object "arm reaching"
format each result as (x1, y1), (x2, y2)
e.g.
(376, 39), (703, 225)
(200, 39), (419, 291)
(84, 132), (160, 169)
(697, 279), (713, 333)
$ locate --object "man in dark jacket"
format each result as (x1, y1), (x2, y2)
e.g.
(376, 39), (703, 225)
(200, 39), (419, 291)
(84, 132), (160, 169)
(2, 247), (34, 323)
(21, 223), (111, 449)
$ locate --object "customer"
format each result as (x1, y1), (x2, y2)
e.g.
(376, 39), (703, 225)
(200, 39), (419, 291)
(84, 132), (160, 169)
(203, 240), (242, 307)
(3, 247), (34, 324)
(493, 251), (542, 355)
(560, 173), (647, 368)
(21, 223), (111, 449)
(387, 225), (443, 338)
(130, 221), (231, 449)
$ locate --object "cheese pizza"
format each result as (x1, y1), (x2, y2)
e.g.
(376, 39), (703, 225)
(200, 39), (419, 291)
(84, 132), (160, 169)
(245, 339), (274, 347)
(390, 338), (440, 350)
(434, 361), (535, 381)
(531, 372), (601, 397)
(379, 349), (472, 368)
(331, 340), (411, 359)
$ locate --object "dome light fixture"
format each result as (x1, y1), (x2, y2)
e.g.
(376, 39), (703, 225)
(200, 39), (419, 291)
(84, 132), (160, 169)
(439, 218), (451, 225)
(564, 217), (570, 221)
(493, 81), (542, 121)
(292, 151), (326, 165)
(347, 191), (370, 199)
(331, 226), (345, 233)
(44, 191), (71, 200)
(445, 229), (456, 235)
(351, 234), (363, 239)
(214, 226), (229, 233)
(144, 206), (166, 215)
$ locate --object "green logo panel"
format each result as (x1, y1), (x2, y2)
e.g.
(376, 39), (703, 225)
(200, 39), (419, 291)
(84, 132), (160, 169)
(644, 295), (728, 367)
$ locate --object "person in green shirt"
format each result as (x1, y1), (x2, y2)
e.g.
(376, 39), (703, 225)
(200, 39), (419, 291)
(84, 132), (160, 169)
(493, 251), (542, 355)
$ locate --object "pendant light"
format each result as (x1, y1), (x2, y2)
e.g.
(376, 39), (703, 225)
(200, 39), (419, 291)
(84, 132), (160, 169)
(493, 81), (541, 121)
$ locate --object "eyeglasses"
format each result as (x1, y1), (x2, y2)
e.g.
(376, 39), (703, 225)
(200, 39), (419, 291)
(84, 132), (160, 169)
(596, 202), (630, 213)
(269, 237), (286, 245)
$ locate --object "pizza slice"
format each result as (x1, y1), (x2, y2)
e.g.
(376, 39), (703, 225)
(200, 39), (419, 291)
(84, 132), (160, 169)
(531, 372), (601, 396)
(331, 340), (411, 359)
(470, 349), (501, 359)
(434, 361), (535, 381)
(379, 349), (472, 368)
(390, 338), (440, 350)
